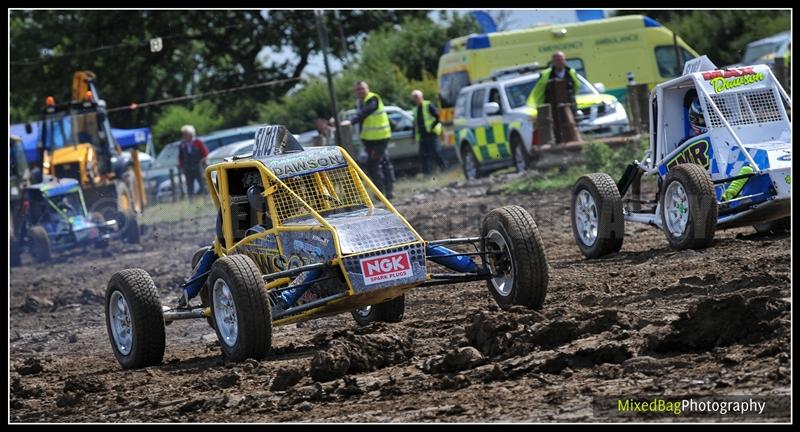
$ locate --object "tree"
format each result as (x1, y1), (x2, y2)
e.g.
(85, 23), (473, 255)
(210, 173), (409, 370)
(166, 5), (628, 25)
(257, 13), (478, 131)
(614, 10), (790, 66)
(9, 10), (428, 135)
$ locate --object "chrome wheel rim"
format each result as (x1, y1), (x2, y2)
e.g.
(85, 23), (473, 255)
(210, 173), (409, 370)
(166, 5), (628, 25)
(575, 189), (599, 247)
(486, 229), (514, 296)
(213, 279), (238, 347)
(665, 181), (690, 237)
(109, 291), (133, 355)
(464, 152), (478, 179)
(355, 306), (372, 318)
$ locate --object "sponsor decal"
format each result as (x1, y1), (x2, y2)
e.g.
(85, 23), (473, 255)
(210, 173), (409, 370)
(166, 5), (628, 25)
(311, 234), (330, 246)
(360, 251), (412, 286)
(272, 154), (346, 177)
(785, 175), (791, 185)
(702, 68), (765, 93)
(666, 139), (711, 171)
(293, 239), (322, 258)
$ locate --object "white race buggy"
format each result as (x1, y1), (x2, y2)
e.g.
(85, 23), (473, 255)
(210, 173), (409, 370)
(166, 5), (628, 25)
(571, 56), (791, 258)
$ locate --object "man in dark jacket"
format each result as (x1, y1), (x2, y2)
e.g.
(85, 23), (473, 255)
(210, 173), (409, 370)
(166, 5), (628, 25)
(177, 124), (209, 200)
(411, 90), (448, 175)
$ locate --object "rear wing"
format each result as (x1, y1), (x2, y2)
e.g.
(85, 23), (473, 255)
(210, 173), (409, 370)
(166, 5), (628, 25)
(682, 55), (717, 76)
(253, 125), (304, 158)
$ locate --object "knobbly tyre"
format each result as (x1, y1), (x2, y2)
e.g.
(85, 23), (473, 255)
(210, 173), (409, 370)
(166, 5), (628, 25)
(570, 56), (791, 259)
(104, 125), (549, 369)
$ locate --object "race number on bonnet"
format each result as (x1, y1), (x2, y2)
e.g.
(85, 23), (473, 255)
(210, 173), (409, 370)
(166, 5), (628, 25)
(360, 251), (412, 285)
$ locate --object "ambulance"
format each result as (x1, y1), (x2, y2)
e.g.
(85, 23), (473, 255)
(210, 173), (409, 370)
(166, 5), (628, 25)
(437, 14), (700, 146)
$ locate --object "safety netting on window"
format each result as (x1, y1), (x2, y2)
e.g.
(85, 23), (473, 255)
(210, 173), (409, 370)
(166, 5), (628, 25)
(705, 88), (785, 129)
(271, 165), (372, 223)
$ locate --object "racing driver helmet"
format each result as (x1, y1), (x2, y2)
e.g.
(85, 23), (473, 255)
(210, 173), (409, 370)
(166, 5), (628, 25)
(688, 97), (708, 135)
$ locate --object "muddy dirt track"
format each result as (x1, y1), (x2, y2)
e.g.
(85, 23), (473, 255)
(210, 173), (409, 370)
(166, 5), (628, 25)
(9, 173), (792, 422)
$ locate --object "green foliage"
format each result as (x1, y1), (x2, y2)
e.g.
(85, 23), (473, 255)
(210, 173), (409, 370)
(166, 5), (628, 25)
(500, 166), (585, 194)
(615, 10), (790, 66)
(151, 101), (224, 151)
(10, 10), (428, 126)
(500, 138), (649, 195)
(258, 13), (477, 131)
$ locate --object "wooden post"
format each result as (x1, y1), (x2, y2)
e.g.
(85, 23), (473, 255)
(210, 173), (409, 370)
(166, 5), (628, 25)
(169, 169), (177, 203)
(338, 123), (357, 159)
(546, 79), (580, 143)
(177, 169), (185, 200)
(535, 104), (555, 146)
(627, 83), (650, 136)
(557, 103), (581, 143)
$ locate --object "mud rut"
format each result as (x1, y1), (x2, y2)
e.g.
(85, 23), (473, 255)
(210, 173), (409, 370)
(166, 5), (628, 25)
(9, 175), (791, 422)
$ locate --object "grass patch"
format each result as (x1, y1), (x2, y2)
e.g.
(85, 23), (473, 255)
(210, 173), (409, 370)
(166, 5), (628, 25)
(500, 138), (649, 195)
(142, 195), (215, 225)
(499, 166), (585, 194)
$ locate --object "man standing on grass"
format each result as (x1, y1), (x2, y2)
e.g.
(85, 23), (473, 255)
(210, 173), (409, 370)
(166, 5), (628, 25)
(177, 124), (209, 201)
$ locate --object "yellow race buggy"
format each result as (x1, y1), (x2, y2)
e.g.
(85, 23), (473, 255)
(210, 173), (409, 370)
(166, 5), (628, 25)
(104, 126), (549, 369)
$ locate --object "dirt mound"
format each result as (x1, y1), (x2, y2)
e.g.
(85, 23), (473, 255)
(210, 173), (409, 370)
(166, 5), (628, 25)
(9, 183), (791, 422)
(310, 331), (414, 382)
(649, 294), (790, 353)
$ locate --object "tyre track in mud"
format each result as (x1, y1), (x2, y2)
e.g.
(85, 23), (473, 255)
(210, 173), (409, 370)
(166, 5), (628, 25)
(10, 175), (791, 422)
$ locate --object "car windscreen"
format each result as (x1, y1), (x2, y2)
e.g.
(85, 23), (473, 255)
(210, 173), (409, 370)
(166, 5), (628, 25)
(439, 70), (470, 108)
(505, 80), (537, 109)
(742, 42), (783, 65)
(154, 143), (179, 168)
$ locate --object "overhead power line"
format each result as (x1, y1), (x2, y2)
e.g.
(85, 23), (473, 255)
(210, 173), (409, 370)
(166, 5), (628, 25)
(104, 77), (304, 113)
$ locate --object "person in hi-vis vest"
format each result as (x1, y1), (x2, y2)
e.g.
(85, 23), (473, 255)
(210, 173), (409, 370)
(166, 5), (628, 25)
(341, 81), (395, 199)
(411, 90), (448, 175)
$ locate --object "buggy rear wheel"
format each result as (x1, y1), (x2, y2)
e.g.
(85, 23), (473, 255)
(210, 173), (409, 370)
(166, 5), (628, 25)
(193, 246), (216, 329)
(481, 205), (548, 309)
(571, 173), (624, 258)
(117, 208), (141, 244)
(91, 212), (105, 224)
(105, 269), (165, 369)
(754, 216), (790, 234)
(208, 255), (272, 362)
(351, 294), (405, 326)
(10, 237), (22, 267)
(29, 225), (51, 262)
(660, 164), (717, 250)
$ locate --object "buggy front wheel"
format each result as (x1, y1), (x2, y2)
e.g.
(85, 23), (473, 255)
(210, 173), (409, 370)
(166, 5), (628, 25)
(105, 269), (165, 369)
(351, 294), (405, 326)
(481, 205), (548, 309)
(208, 255), (272, 362)
(571, 173), (624, 258)
(29, 225), (52, 262)
(660, 164), (717, 250)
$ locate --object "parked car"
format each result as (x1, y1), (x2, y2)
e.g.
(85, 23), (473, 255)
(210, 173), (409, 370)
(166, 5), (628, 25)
(453, 68), (630, 179)
(205, 139), (255, 167)
(729, 31), (791, 68)
(340, 105), (456, 173)
(145, 125), (262, 200)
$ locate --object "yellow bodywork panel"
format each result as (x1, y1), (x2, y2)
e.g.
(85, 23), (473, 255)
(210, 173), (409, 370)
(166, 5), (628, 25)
(203, 147), (427, 327)
(49, 143), (95, 185)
